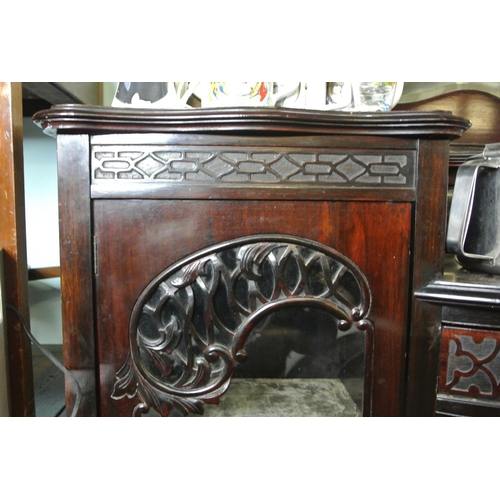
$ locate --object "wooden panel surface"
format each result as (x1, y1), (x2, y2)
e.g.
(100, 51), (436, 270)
(439, 326), (500, 401)
(395, 90), (500, 145)
(57, 134), (96, 416)
(0, 249), (10, 416)
(0, 82), (34, 416)
(405, 140), (449, 416)
(94, 199), (412, 416)
(46, 107), (463, 417)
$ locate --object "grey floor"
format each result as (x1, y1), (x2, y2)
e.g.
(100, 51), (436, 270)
(28, 278), (66, 417)
(32, 344), (65, 417)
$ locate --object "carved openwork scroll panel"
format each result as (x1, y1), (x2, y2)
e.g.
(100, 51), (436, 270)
(111, 235), (373, 417)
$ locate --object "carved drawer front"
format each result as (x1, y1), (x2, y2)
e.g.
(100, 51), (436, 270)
(439, 327), (500, 404)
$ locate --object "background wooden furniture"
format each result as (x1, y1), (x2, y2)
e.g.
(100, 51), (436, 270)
(418, 258), (500, 416)
(34, 105), (469, 417)
(394, 89), (500, 186)
(396, 88), (500, 416)
(22, 82), (101, 118)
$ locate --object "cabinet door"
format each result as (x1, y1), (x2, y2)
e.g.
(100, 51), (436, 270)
(93, 199), (411, 416)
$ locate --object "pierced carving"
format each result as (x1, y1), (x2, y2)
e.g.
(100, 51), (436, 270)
(111, 235), (373, 416)
(440, 328), (500, 399)
(92, 145), (413, 187)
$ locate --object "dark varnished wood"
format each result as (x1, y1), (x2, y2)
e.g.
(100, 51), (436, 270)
(397, 89), (500, 417)
(93, 200), (411, 416)
(28, 266), (60, 281)
(439, 326), (500, 394)
(0, 82), (35, 416)
(22, 83), (101, 117)
(436, 397), (500, 417)
(405, 140), (450, 416)
(395, 90), (500, 146)
(395, 90), (500, 184)
(436, 326), (500, 416)
(418, 255), (500, 309)
(33, 104), (469, 138)
(88, 131), (420, 203)
(56, 134), (97, 416)
(34, 105), (470, 416)
(418, 255), (500, 416)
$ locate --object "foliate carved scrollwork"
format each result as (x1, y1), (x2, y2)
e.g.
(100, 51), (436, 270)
(441, 329), (500, 399)
(92, 145), (413, 187)
(111, 235), (373, 416)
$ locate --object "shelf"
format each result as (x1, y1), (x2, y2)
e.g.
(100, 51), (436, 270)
(22, 82), (101, 116)
(192, 378), (363, 417)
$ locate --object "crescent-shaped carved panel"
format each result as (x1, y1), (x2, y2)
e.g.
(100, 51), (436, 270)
(111, 234), (373, 416)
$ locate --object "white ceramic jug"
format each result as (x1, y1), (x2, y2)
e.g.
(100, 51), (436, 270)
(186, 82), (300, 108)
(112, 82), (193, 109)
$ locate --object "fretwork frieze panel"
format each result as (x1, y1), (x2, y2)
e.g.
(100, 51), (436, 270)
(439, 327), (500, 400)
(111, 235), (374, 416)
(92, 145), (414, 187)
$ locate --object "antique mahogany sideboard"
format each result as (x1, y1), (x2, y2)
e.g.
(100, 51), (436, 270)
(396, 89), (500, 417)
(33, 105), (470, 417)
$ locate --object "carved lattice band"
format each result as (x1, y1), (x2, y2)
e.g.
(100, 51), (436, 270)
(92, 145), (414, 187)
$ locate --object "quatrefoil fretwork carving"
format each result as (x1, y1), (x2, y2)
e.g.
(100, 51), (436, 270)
(442, 330), (500, 399)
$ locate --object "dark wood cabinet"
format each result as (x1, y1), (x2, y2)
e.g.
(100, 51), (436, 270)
(33, 105), (469, 417)
(397, 88), (500, 417)
(418, 256), (500, 416)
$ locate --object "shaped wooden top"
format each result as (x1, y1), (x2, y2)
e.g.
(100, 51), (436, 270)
(33, 104), (471, 139)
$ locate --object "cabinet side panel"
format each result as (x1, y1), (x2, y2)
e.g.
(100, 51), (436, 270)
(406, 140), (449, 416)
(57, 134), (97, 416)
